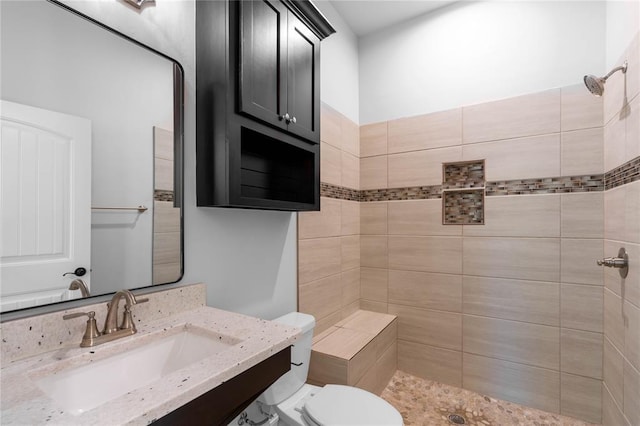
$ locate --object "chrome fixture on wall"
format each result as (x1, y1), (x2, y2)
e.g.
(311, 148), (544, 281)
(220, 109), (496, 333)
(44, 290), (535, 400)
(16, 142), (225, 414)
(583, 61), (628, 96)
(597, 247), (629, 278)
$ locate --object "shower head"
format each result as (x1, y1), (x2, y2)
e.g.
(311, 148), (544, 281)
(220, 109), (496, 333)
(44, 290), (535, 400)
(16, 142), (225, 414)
(583, 61), (628, 97)
(584, 75), (605, 96)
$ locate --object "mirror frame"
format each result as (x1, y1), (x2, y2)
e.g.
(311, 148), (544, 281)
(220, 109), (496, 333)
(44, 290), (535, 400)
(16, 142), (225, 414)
(1, 0), (185, 319)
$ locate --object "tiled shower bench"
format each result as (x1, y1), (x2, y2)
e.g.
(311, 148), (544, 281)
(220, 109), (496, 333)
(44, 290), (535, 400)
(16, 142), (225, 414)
(308, 310), (397, 395)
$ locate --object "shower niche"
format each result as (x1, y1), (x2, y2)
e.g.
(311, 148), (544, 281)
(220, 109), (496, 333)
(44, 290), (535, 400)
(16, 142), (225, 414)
(442, 160), (485, 225)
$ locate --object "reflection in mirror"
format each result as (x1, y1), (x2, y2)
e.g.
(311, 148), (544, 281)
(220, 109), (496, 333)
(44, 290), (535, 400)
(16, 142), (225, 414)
(0, 0), (183, 313)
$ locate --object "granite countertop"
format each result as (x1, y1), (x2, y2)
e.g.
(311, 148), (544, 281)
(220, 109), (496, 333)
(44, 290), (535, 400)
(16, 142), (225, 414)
(1, 306), (301, 425)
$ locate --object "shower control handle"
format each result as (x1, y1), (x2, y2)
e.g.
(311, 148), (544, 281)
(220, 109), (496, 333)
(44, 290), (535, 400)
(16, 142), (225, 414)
(597, 248), (629, 278)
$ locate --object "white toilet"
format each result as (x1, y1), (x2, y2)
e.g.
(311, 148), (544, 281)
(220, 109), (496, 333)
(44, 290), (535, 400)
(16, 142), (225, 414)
(258, 312), (403, 426)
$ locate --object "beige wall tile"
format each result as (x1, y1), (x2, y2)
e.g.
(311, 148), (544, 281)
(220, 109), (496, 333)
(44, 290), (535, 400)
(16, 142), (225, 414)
(463, 353), (560, 413)
(561, 192), (604, 239)
(341, 151), (360, 190)
(462, 89), (561, 144)
(626, 300), (640, 371)
(561, 284), (603, 333)
(153, 232), (180, 265)
(388, 199), (462, 236)
(321, 142), (341, 186)
(154, 201), (180, 233)
(374, 320), (397, 359)
(561, 238), (604, 286)
(341, 235), (360, 271)
(361, 267), (388, 302)
(299, 274), (342, 323)
(602, 382), (630, 426)
(604, 114), (627, 174)
(463, 195), (560, 238)
(342, 116), (360, 157)
(389, 236), (463, 275)
(604, 183), (640, 244)
(360, 122), (388, 158)
(624, 360), (640, 426)
(560, 373), (602, 424)
(462, 134), (560, 181)
(389, 270), (462, 313)
(388, 146), (462, 187)
(388, 304), (462, 351)
(298, 197), (341, 239)
(298, 237), (341, 284)
(375, 341), (398, 394)
(321, 103), (342, 149)
(337, 310), (395, 336)
(463, 315), (559, 369)
(155, 158), (173, 191)
(561, 83), (604, 131)
(561, 128), (604, 176)
(463, 276), (559, 326)
(626, 93), (640, 162)
(398, 340), (462, 387)
(603, 337), (624, 415)
(360, 300), (388, 314)
(152, 262), (181, 285)
(604, 241), (640, 306)
(603, 54), (631, 127)
(341, 300), (360, 319)
(354, 364), (379, 395)
(360, 156), (388, 190)
(463, 237), (560, 282)
(361, 236), (388, 268)
(313, 311), (342, 337)
(604, 288), (625, 352)
(341, 200), (360, 236)
(360, 202), (388, 235)
(341, 268), (360, 307)
(388, 108), (462, 153)
(560, 328), (603, 379)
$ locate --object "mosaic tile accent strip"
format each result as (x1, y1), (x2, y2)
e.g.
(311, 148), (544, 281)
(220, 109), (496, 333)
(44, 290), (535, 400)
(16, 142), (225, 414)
(443, 160), (485, 189)
(320, 182), (361, 201)
(320, 175), (607, 202)
(443, 189), (485, 225)
(605, 156), (640, 190)
(381, 370), (596, 426)
(485, 175), (603, 195)
(154, 189), (174, 202)
(361, 185), (443, 201)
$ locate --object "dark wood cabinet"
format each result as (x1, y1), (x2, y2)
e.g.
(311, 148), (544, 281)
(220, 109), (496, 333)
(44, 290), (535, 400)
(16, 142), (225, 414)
(196, 0), (334, 211)
(153, 347), (291, 426)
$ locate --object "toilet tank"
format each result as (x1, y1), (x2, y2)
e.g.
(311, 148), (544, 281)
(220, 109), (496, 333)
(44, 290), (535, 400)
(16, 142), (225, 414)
(258, 312), (315, 406)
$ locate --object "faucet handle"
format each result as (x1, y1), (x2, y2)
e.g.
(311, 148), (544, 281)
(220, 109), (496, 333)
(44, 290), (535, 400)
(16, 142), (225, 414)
(63, 311), (101, 347)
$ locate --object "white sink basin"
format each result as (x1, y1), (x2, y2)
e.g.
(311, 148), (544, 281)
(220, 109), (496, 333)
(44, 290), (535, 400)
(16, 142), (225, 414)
(35, 326), (242, 415)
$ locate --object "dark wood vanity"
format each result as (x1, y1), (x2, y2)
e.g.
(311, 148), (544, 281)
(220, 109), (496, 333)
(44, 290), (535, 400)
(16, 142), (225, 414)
(196, 0), (334, 211)
(153, 346), (291, 425)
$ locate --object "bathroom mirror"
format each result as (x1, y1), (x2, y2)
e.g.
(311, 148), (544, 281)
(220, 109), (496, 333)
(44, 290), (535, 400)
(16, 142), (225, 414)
(0, 0), (184, 312)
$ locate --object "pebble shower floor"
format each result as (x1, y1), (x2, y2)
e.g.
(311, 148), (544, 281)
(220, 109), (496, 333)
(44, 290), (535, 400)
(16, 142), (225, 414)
(380, 371), (597, 426)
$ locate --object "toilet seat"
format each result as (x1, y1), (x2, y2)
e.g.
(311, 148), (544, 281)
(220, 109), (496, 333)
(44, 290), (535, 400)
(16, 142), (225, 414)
(301, 384), (403, 426)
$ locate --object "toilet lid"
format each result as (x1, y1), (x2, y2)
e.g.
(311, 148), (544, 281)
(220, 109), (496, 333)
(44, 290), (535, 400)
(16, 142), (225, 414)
(303, 385), (403, 425)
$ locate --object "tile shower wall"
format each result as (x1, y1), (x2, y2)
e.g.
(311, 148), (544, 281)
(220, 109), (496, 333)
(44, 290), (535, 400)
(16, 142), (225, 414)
(298, 104), (361, 334)
(602, 32), (640, 426)
(358, 85), (605, 423)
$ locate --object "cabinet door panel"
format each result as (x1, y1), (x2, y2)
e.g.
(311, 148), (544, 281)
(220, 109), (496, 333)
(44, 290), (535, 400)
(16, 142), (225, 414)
(239, 0), (287, 129)
(287, 12), (320, 142)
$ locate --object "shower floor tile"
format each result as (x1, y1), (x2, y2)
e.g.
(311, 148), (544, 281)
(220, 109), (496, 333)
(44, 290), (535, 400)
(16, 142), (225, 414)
(380, 371), (597, 426)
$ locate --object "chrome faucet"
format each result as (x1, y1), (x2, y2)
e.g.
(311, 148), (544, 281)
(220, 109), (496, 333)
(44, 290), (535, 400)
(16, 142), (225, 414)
(63, 289), (148, 347)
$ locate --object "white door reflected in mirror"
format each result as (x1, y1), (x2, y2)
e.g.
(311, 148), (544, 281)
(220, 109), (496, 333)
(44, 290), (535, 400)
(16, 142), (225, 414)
(0, 100), (92, 311)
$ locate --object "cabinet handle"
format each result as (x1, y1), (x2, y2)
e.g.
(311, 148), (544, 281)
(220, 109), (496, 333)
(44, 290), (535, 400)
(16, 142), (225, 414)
(279, 113), (291, 122)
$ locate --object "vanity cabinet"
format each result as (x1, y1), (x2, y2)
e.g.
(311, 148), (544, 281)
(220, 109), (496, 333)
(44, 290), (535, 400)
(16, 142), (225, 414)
(154, 346), (291, 426)
(196, 0), (334, 211)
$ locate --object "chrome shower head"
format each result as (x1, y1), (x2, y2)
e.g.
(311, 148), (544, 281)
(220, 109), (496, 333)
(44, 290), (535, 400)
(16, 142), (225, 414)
(583, 61), (628, 97)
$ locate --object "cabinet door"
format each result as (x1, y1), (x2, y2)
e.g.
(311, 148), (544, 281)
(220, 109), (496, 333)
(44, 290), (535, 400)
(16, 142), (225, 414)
(238, 0), (288, 130)
(286, 12), (320, 143)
